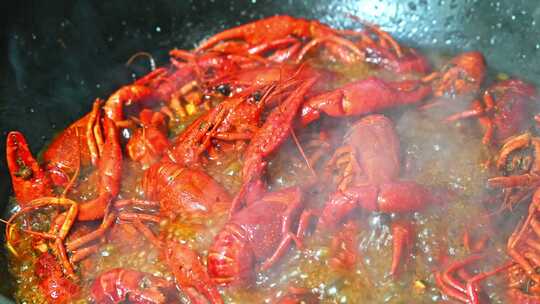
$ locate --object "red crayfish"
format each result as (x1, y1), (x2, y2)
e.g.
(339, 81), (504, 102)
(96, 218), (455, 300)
(208, 186), (310, 285)
(142, 161), (231, 217)
(424, 51), (486, 98)
(91, 241), (223, 304)
(318, 114), (436, 276)
(446, 78), (538, 145)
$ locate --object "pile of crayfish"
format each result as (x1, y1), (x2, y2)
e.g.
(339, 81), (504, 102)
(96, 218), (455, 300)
(3, 15), (540, 303)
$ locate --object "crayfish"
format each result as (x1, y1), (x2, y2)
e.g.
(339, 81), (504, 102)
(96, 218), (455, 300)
(318, 114), (436, 276)
(6, 13), (540, 304)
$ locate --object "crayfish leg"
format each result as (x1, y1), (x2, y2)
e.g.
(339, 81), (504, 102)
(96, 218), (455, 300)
(165, 241), (223, 304)
(259, 232), (301, 272)
(389, 221), (414, 277)
(78, 116), (122, 221)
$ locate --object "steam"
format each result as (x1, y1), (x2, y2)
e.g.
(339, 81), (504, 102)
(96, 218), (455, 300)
(7, 11), (538, 302)
(394, 89), (516, 302)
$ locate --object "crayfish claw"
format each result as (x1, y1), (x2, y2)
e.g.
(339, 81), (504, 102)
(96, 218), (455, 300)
(390, 221), (414, 277)
(164, 241), (223, 304)
(6, 131), (53, 205)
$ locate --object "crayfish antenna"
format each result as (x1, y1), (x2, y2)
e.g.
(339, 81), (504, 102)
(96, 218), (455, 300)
(290, 128), (316, 178)
(126, 51), (156, 71)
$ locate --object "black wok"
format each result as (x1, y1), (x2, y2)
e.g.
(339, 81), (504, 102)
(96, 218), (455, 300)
(1, 0), (539, 302)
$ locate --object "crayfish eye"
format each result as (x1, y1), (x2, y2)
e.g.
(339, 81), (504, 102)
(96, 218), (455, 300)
(215, 84), (231, 96)
(251, 91), (262, 103)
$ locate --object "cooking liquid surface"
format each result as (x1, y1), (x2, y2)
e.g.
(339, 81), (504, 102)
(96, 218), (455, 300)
(5, 56), (513, 303)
